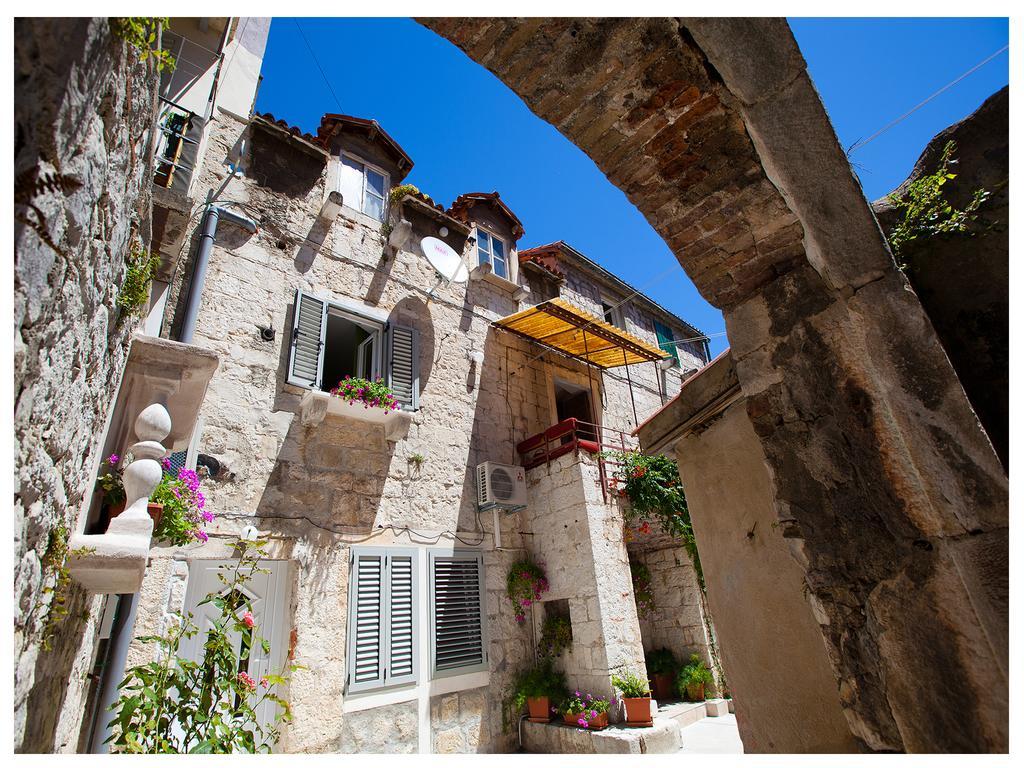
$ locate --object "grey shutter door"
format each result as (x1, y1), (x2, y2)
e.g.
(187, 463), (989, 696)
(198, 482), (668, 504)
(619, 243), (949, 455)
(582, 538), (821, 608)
(430, 552), (487, 676)
(346, 549), (385, 692)
(387, 324), (419, 411)
(287, 289), (327, 388)
(387, 550), (419, 687)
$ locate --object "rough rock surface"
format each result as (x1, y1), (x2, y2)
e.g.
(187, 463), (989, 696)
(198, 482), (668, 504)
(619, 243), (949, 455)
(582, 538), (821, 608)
(422, 17), (1008, 752)
(13, 18), (157, 752)
(872, 86), (1008, 469)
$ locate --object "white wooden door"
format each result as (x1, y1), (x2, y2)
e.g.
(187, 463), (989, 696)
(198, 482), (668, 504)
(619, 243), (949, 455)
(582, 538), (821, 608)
(178, 560), (291, 742)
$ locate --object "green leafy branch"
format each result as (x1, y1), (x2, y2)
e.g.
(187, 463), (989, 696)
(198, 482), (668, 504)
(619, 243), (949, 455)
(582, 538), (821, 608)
(117, 245), (161, 316)
(886, 140), (990, 267)
(110, 18), (176, 72)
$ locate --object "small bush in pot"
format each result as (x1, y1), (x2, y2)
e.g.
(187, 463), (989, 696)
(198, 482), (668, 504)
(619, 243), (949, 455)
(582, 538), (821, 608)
(645, 648), (677, 701)
(676, 653), (713, 702)
(511, 659), (567, 723)
(560, 690), (610, 730)
(612, 669), (653, 726)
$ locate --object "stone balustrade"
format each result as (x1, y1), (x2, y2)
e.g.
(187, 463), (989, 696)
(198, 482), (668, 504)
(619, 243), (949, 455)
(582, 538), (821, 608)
(67, 403), (170, 593)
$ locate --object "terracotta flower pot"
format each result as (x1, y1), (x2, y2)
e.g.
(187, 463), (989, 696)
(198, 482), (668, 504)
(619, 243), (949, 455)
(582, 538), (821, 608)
(623, 695), (653, 727)
(108, 500), (162, 525)
(684, 682), (705, 702)
(527, 696), (551, 723)
(651, 673), (675, 701)
(563, 711), (608, 730)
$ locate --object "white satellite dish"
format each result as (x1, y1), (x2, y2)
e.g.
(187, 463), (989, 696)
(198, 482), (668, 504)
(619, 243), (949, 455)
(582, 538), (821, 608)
(421, 236), (469, 284)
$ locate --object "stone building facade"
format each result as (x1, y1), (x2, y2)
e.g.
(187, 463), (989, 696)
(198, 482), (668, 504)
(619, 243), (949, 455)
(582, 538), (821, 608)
(109, 56), (710, 753)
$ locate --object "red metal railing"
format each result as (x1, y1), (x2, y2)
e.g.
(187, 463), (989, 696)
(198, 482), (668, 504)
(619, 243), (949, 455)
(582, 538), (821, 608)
(516, 418), (640, 501)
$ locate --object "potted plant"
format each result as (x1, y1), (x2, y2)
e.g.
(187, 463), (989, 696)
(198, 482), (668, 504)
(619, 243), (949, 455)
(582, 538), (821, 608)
(95, 452), (128, 521)
(149, 460), (214, 546)
(676, 653), (713, 702)
(645, 648), (677, 701)
(511, 659), (567, 723)
(329, 376), (400, 412)
(612, 670), (653, 727)
(560, 690), (610, 730)
(506, 559), (549, 624)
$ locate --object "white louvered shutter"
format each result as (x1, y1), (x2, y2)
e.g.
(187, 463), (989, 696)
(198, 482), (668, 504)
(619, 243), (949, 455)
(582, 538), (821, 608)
(287, 289), (327, 388)
(347, 549), (385, 692)
(387, 551), (419, 686)
(430, 552), (487, 676)
(387, 324), (419, 411)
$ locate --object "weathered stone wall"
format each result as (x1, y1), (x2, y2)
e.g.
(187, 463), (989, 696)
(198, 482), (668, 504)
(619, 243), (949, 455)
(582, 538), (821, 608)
(13, 18), (157, 753)
(676, 399), (858, 751)
(524, 452), (646, 710)
(120, 110), (685, 752)
(424, 17), (1008, 752)
(873, 85), (1008, 469)
(631, 546), (710, 669)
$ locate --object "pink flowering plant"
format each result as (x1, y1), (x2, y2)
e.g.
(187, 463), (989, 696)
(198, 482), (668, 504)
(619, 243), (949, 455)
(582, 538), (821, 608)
(151, 462), (213, 546)
(506, 559), (549, 624)
(329, 376), (400, 412)
(108, 539), (298, 753)
(560, 690), (611, 729)
(95, 451), (130, 506)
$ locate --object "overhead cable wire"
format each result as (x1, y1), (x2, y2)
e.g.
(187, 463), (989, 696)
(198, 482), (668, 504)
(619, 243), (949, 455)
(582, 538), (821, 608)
(846, 44), (1009, 155)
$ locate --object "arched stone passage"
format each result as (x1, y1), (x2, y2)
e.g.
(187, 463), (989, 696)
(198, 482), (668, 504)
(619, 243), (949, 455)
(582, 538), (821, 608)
(421, 18), (1008, 752)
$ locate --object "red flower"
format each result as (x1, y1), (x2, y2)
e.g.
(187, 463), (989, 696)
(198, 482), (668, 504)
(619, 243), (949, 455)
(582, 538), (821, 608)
(241, 611), (255, 628)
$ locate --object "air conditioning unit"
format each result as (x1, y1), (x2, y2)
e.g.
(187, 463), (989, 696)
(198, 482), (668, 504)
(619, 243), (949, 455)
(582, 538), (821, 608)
(477, 461), (528, 511)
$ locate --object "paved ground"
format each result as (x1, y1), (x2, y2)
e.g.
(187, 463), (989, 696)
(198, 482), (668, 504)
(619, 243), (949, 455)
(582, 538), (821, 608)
(678, 713), (744, 753)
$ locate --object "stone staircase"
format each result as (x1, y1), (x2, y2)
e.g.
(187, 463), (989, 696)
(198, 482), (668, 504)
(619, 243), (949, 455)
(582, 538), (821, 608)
(520, 699), (734, 754)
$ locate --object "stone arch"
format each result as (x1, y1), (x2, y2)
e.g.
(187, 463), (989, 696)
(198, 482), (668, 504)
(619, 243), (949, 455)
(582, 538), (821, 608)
(420, 17), (1008, 752)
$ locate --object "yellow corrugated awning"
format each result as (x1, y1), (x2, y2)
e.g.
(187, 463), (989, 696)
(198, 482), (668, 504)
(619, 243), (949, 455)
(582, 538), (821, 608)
(494, 298), (669, 368)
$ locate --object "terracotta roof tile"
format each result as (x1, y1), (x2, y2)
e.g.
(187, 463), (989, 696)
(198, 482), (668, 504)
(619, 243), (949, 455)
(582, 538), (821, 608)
(447, 191), (525, 240)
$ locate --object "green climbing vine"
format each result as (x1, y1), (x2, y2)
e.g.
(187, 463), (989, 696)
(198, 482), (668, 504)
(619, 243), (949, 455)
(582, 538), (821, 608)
(117, 245), (161, 316)
(110, 17), (176, 72)
(886, 140), (990, 268)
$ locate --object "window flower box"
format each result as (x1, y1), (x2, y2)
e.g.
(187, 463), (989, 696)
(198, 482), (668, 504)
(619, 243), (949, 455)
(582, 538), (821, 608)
(299, 389), (412, 442)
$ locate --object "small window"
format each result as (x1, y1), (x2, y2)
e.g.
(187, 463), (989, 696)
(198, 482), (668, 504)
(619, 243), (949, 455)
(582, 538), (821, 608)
(286, 290), (420, 410)
(476, 229), (508, 280)
(339, 154), (389, 222)
(601, 296), (626, 330)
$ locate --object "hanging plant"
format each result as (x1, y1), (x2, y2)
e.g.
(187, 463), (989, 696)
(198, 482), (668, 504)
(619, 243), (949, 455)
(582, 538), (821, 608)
(605, 450), (703, 588)
(538, 614), (573, 657)
(506, 559), (549, 624)
(630, 560), (656, 620)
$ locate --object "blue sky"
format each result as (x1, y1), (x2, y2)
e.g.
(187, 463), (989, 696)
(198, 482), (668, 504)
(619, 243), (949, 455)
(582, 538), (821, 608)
(255, 18), (1009, 358)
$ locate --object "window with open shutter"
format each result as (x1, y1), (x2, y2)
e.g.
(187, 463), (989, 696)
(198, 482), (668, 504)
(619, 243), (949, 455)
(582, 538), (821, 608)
(287, 289), (327, 388)
(387, 324), (419, 411)
(346, 548), (419, 694)
(430, 552), (487, 677)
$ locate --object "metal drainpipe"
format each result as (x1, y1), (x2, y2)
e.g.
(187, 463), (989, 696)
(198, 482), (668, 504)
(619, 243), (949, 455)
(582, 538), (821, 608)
(88, 593), (139, 753)
(87, 203), (256, 752)
(180, 205), (258, 343)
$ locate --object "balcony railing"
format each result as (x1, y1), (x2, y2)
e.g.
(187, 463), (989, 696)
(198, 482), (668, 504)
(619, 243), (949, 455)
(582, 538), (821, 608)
(153, 97), (199, 190)
(516, 417), (640, 501)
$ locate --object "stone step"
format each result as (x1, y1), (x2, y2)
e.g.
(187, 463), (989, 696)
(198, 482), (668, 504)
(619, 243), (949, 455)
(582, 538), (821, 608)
(656, 699), (710, 730)
(522, 716), (681, 754)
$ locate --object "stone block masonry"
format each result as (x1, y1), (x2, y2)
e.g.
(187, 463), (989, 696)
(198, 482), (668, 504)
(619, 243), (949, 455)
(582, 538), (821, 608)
(14, 18), (159, 753)
(425, 17), (1008, 752)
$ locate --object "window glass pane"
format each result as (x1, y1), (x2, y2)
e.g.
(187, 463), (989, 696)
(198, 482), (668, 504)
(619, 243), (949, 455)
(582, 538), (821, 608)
(477, 231), (491, 266)
(339, 157), (364, 212)
(492, 239), (507, 279)
(365, 168), (386, 198)
(364, 193), (384, 221)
